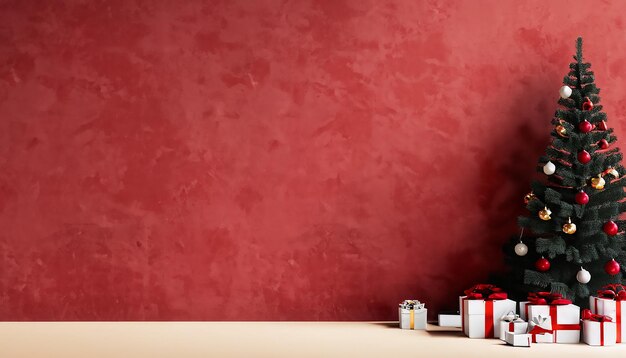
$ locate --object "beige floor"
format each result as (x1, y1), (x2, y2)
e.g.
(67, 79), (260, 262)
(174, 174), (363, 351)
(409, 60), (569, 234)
(0, 321), (622, 357)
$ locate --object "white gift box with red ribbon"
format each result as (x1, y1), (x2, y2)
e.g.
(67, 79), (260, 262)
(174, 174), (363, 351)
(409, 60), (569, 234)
(525, 304), (580, 343)
(459, 296), (516, 338)
(583, 319), (617, 346)
(589, 296), (625, 343)
(498, 312), (528, 341)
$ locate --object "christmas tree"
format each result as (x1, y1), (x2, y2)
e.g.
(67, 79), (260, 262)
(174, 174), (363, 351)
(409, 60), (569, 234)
(502, 37), (626, 307)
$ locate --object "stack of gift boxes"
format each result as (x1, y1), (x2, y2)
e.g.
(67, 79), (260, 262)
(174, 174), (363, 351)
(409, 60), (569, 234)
(588, 284), (626, 345)
(453, 283), (626, 347)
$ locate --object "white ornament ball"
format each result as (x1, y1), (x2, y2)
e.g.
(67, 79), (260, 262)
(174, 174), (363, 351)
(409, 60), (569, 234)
(514, 242), (528, 256)
(559, 86), (572, 99)
(576, 267), (591, 284)
(543, 161), (556, 175)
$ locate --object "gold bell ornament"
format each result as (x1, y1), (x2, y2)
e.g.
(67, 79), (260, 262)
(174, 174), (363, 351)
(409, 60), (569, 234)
(562, 217), (577, 235)
(591, 175), (606, 190)
(524, 192), (537, 204)
(556, 125), (568, 138)
(538, 207), (552, 221)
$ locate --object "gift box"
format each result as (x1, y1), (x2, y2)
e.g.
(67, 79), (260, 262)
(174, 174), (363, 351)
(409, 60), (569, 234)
(438, 311), (462, 327)
(459, 284), (516, 338)
(589, 283), (626, 343)
(519, 292), (570, 320)
(398, 300), (427, 330)
(504, 332), (531, 347)
(582, 309), (617, 346)
(528, 315), (554, 343)
(520, 292), (580, 343)
(498, 312), (528, 341)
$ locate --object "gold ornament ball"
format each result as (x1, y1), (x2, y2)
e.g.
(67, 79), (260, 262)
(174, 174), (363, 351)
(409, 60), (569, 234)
(591, 175), (606, 190)
(538, 207), (552, 221)
(563, 218), (577, 235)
(556, 125), (568, 138)
(524, 192), (536, 204)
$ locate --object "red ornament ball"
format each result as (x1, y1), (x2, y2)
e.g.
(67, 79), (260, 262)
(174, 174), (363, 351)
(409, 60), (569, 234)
(578, 120), (593, 133)
(578, 150), (591, 164)
(535, 257), (551, 272)
(605, 259), (621, 276)
(599, 139), (610, 149)
(598, 120), (608, 131)
(575, 190), (589, 205)
(583, 98), (594, 111)
(603, 221), (619, 236)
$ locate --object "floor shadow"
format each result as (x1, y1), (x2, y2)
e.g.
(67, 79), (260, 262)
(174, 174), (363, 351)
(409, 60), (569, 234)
(500, 342), (530, 348)
(424, 330), (464, 337)
(369, 322), (399, 328)
(369, 321), (465, 336)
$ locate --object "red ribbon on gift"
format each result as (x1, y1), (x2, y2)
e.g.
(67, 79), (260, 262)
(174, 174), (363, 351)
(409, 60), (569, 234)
(597, 284), (626, 301)
(582, 309), (613, 322)
(615, 302), (622, 343)
(461, 284), (508, 337)
(549, 305), (580, 342)
(596, 284), (626, 343)
(464, 284), (508, 300)
(523, 292), (571, 321)
(528, 325), (553, 343)
(527, 291), (572, 306)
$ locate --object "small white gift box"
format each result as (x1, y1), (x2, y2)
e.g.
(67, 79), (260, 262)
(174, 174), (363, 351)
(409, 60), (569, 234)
(589, 296), (626, 343)
(523, 303), (580, 343)
(398, 300), (427, 330)
(583, 319), (617, 346)
(504, 332), (531, 347)
(438, 312), (461, 327)
(528, 315), (554, 343)
(438, 311), (461, 327)
(498, 312), (528, 341)
(460, 296), (516, 338)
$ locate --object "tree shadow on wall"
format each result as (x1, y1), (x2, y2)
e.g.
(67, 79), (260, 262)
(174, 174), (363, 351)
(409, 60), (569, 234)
(436, 74), (558, 310)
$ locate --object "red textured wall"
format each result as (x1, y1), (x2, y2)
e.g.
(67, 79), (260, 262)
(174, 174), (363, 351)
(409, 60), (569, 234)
(2, 0), (626, 321)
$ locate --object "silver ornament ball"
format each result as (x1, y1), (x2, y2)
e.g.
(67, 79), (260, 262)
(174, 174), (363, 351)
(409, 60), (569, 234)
(514, 242), (528, 256)
(543, 161), (556, 175)
(576, 267), (591, 284)
(559, 86), (572, 99)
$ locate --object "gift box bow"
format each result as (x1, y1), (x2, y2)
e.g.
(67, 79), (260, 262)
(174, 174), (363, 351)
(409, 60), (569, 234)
(399, 300), (425, 310)
(582, 309), (613, 322)
(597, 284), (626, 301)
(463, 284), (508, 300)
(527, 291), (572, 305)
(501, 311), (523, 323)
(530, 315), (552, 330)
